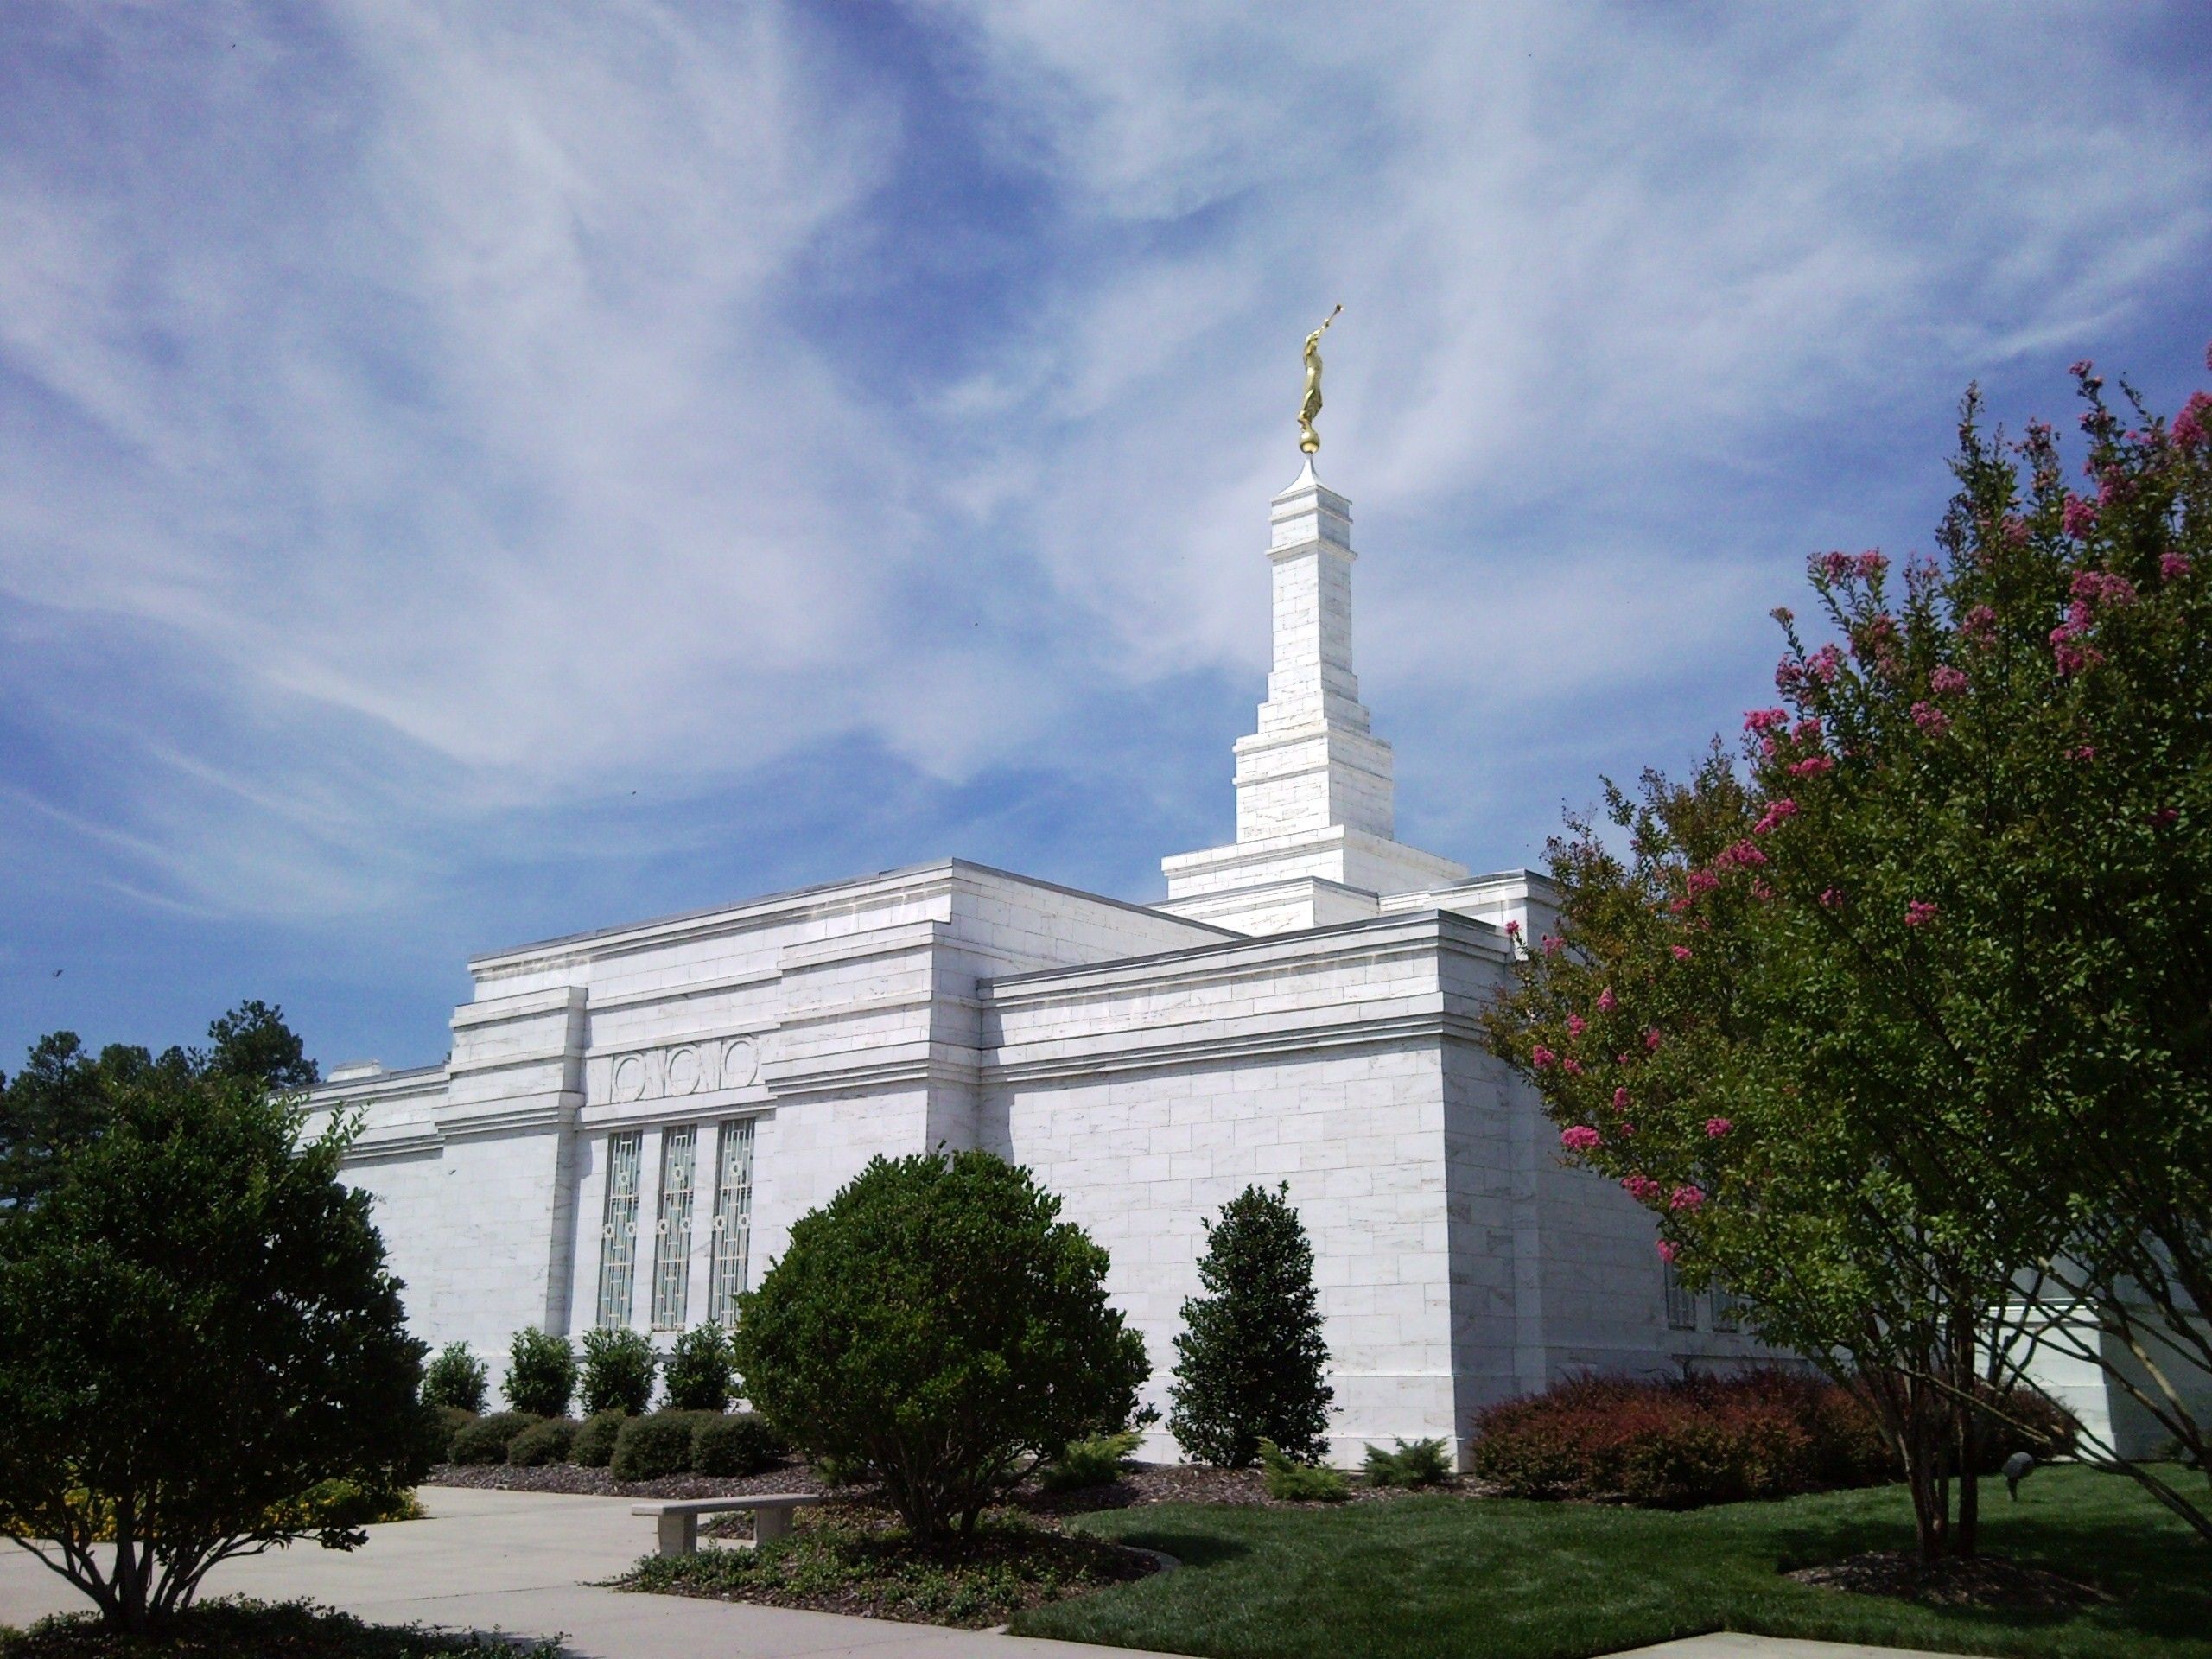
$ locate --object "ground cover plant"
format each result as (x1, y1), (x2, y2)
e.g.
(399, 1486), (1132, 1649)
(1016, 1463), (2209, 1659)
(1480, 348), (2212, 1550)
(0, 1061), (428, 1632)
(619, 1504), (1156, 1628)
(0, 1598), (560, 1658)
(731, 1150), (1149, 1541)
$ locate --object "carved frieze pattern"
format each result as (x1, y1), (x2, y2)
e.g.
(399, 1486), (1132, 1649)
(603, 1037), (762, 1104)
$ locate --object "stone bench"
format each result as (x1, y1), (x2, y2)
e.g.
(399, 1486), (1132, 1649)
(632, 1494), (824, 1558)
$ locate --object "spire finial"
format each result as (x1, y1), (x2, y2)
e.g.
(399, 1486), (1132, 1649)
(1297, 303), (1342, 455)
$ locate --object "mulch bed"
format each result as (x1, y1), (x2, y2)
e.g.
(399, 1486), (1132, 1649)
(1789, 1549), (2115, 1611)
(428, 1457), (1483, 1511)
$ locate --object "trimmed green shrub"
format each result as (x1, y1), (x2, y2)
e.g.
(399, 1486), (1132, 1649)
(1471, 1370), (1896, 1506)
(503, 1328), (575, 1419)
(448, 1411), (539, 1466)
(1168, 1184), (1332, 1468)
(422, 1342), (488, 1413)
(506, 1417), (578, 1467)
(580, 1326), (655, 1416)
(1039, 1428), (1142, 1493)
(430, 1405), (479, 1462)
(733, 1150), (1149, 1541)
(692, 1411), (778, 1477)
(572, 1408), (627, 1469)
(1258, 1438), (1348, 1502)
(1363, 1436), (1452, 1488)
(662, 1322), (734, 1412)
(611, 1410), (705, 1481)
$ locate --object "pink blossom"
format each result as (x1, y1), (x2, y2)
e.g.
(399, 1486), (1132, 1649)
(2162, 552), (2193, 582)
(1645, 1029), (1663, 1052)
(2062, 494), (2098, 538)
(2174, 391), (2210, 449)
(1855, 550), (1889, 580)
(1808, 645), (1844, 684)
(1793, 718), (1823, 745)
(1788, 754), (1835, 779)
(1904, 899), (1939, 928)
(1560, 1125), (1603, 1154)
(1530, 1045), (1556, 1070)
(1562, 1058), (1586, 1077)
(2069, 744), (2095, 761)
(2152, 806), (2180, 829)
(1670, 944), (1693, 963)
(1706, 1117), (1733, 1139)
(1623, 1173), (1662, 1202)
(1598, 987), (1618, 1014)
(1541, 934), (1564, 957)
(1749, 879), (1776, 903)
(1818, 550), (1853, 582)
(1911, 701), (1951, 737)
(2072, 569), (2138, 608)
(1670, 1185), (1706, 1212)
(1567, 1014), (1587, 1037)
(1656, 1239), (1677, 1265)
(1612, 1086), (1631, 1111)
(1687, 869), (1720, 895)
(1715, 839), (1768, 869)
(1503, 918), (1521, 938)
(1820, 887), (1843, 910)
(1752, 798), (1799, 836)
(1744, 708), (1789, 734)
(1615, 1053), (1633, 1068)
(1775, 658), (1805, 694)
(1929, 666), (1967, 696)
(1961, 606), (1997, 646)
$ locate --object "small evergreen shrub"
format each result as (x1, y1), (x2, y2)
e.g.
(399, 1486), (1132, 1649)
(1039, 1429), (1142, 1493)
(1363, 1436), (1452, 1488)
(1168, 1184), (1332, 1467)
(612, 1410), (705, 1481)
(503, 1328), (576, 1418)
(1257, 1438), (1348, 1502)
(422, 1342), (488, 1413)
(572, 1408), (628, 1469)
(506, 1417), (578, 1467)
(430, 1404), (479, 1462)
(662, 1322), (735, 1412)
(1471, 1370), (1895, 1506)
(692, 1411), (779, 1477)
(448, 1411), (539, 1466)
(580, 1326), (656, 1416)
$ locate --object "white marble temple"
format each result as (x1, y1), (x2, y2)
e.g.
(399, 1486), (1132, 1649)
(308, 461), (1800, 1467)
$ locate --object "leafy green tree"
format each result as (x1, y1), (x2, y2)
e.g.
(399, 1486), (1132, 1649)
(204, 1000), (319, 1091)
(421, 1343), (487, 1414)
(503, 1328), (575, 1418)
(0, 1068), (427, 1631)
(580, 1326), (655, 1416)
(732, 1151), (1147, 1541)
(1479, 353), (2212, 1552)
(662, 1322), (734, 1412)
(1167, 1183), (1333, 1467)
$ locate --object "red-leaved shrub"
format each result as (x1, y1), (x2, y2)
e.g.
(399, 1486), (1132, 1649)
(1471, 1370), (1893, 1507)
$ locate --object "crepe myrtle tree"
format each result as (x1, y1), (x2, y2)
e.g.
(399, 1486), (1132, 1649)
(1480, 351), (2212, 1554)
(0, 1067), (428, 1630)
(731, 1150), (1148, 1542)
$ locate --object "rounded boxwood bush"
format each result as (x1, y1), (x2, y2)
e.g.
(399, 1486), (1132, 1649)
(691, 1411), (777, 1477)
(572, 1408), (628, 1469)
(662, 1322), (734, 1412)
(581, 1326), (656, 1417)
(448, 1410), (539, 1466)
(506, 1417), (578, 1467)
(421, 1342), (488, 1413)
(430, 1404), (479, 1462)
(611, 1410), (704, 1481)
(503, 1328), (576, 1419)
(732, 1150), (1148, 1541)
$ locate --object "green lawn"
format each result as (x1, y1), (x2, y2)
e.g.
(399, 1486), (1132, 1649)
(1016, 1465), (2209, 1659)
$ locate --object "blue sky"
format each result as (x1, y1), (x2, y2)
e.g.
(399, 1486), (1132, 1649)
(3, 2), (2208, 1074)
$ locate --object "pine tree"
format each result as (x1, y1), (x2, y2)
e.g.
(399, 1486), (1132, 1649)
(1167, 1183), (1332, 1467)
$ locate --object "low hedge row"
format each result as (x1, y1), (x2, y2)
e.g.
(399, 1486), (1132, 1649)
(1471, 1369), (2076, 1509)
(435, 1407), (779, 1478)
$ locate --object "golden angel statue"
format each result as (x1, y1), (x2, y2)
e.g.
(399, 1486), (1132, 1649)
(1298, 303), (1342, 454)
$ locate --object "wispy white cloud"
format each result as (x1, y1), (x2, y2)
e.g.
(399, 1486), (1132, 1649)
(0, 0), (2205, 937)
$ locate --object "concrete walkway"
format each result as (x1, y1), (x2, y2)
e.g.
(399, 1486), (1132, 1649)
(0, 1485), (1970, 1659)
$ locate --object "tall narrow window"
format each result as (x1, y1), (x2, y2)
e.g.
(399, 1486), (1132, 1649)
(1710, 1285), (1742, 1333)
(707, 1118), (756, 1325)
(1662, 1261), (1699, 1332)
(595, 1130), (644, 1328)
(651, 1125), (699, 1331)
